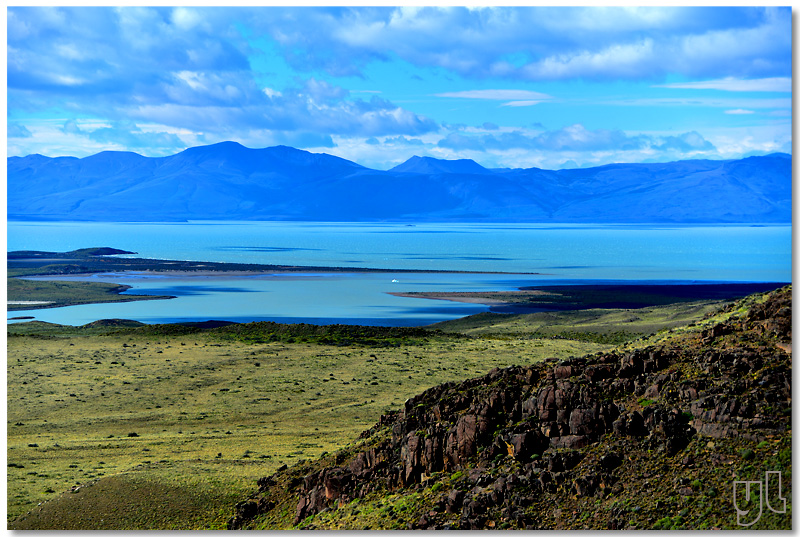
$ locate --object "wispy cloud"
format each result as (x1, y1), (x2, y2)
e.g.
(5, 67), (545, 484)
(598, 97), (790, 109)
(437, 124), (716, 154)
(436, 89), (552, 101)
(655, 77), (791, 92)
(6, 6), (792, 167)
(501, 101), (546, 107)
(8, 123), (33, 138)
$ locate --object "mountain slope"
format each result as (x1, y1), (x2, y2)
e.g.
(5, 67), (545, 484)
(228, 286), (792, 530)
(389, 155), (492, 175)
(7, 144), (791, 223)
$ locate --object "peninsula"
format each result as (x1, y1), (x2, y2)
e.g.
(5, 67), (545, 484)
(7, 247), (538, 311)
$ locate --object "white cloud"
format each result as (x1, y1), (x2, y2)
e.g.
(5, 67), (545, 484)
(8, 123), (33, 138)
(6, 6), (792, 168)
(522, 39), (656, 80)
(436, 89), (552, 101)
(53, 74), (86, 86)
(171, 7), (204, 31)
(437, 123), (717, 156)
(656, 77), (791, 92)
(599, 97), (790, 109)
(250, 7), (789, 83)
(55, 43), (84, 60)
(501, 100), (545, 107)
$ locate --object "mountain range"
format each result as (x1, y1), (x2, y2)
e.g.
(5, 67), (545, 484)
(7, 142), (791, 223)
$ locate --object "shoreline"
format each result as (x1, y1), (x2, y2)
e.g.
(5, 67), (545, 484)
(23, 268), (538, 278)
(7, 292), (176, 313)
(390, 283), (789, 312)
(388, 289), (558, 306)
(8, 249), (542, 278)
(7, 249), (789, 322)
(6, 248), (537, 315)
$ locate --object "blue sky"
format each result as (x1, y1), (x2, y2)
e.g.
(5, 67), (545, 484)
(6, 6), (792, 170)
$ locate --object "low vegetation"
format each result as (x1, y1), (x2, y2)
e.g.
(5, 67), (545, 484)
(6, 296), (735, 529)
(8, 251), (788, 531)
(7, 271), (173, 311)
(7, 317), (603, 527)
(230, 286), (791, 531)
(429, 300), (726, 344)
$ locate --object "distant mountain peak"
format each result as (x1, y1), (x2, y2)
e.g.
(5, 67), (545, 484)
(169, 142), (365, 170)
(389, 155), (490, 175)
(7, 147), (790, 223)
(178, 140), (248, 155)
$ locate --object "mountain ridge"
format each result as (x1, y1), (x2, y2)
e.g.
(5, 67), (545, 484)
(8, 143), (791, 223)
(389, 155), (491, 175)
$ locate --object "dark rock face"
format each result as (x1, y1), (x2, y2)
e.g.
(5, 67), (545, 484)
(231, 287), (792, 529)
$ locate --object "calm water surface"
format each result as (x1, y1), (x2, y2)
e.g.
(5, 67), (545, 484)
(7, 221), (791, 326)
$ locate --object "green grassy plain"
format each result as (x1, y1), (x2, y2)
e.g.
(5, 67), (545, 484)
(7, 320), (604, 528)
(429, 300), (724, 344)
(7, 298), (736, 529)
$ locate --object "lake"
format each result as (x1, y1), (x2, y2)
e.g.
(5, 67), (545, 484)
(7, 221), (791, 326)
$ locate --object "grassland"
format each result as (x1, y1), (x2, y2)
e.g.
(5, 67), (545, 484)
(7, 270), (174, 312)
(7, 320), (601, 528)
(5, 297), (733, 529)
(429, 300), (725, 345)
(229, 287), (792, 531)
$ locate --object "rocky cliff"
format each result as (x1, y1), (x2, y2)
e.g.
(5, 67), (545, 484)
(229, 286), (792, 530)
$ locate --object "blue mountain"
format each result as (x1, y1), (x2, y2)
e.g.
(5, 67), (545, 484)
(7, 142), (792, 223)
(389, 155), (491, 175)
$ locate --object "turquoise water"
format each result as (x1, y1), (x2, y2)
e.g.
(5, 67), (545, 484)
(11, 271), (533, 326)
(7, 221), (791, 326)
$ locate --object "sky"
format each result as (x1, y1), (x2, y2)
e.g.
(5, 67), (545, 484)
(6, 6), (793, 170)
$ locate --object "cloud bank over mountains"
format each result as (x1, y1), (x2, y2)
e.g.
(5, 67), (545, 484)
(7, 7), (791, 170)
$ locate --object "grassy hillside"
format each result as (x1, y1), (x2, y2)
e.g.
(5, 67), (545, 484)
(228, 286), (791, 530)
(5, 296), (738, 529)
(428, 300), (726, 345)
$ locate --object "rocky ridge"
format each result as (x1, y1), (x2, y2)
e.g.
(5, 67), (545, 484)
(229, 286), (792, 530)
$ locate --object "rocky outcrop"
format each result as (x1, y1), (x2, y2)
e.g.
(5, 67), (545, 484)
(230, 286), (791, 530)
